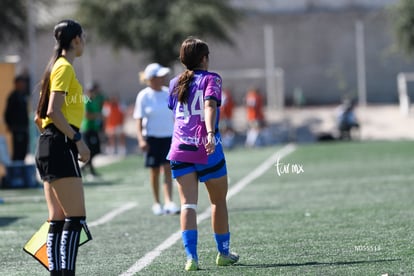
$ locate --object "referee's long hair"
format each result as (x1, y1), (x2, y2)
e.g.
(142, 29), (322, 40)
(36, 19), (83, 119)
(174, 37), (209, 103)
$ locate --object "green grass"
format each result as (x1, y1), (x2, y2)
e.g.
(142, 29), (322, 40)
(1, 141), (413, 275)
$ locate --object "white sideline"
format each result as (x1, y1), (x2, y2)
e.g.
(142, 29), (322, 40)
(89, 202), (137, 227)
(119, 144), (296, 276)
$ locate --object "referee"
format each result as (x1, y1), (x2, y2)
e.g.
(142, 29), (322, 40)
(34, 19), (90, 276)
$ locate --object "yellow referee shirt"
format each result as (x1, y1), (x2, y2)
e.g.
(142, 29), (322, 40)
(42, 57), (85, 129)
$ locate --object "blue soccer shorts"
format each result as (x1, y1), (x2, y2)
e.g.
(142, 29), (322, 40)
(170, 146), (227, 182)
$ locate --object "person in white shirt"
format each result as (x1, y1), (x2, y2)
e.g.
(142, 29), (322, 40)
(133, 63), (180, 215)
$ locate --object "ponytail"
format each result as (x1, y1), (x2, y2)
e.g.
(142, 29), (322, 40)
(174, 69), (194, 103)
(36, 48), (62, 118)
(174, 37), (209, 103)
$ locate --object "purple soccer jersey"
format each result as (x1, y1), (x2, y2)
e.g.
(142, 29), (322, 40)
(167, 70), (222, 164)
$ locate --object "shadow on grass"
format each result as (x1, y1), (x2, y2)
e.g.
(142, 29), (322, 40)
(236, 258), (400, 268)
(0, 217), (22, 227)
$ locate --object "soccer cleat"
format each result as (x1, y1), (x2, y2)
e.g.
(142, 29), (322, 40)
(164, 202), (180, 215)
(152, 203), (164, 215)
(185, 259), (199, 271)
(216, 252), (239, 266)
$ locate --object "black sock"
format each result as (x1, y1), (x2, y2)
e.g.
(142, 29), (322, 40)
(47, 220), (64, 276)
(61, 216), (85, 276)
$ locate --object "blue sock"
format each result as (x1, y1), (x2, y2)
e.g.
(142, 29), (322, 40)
(182, 230), (198, 261)
(214, 232), (230, 255)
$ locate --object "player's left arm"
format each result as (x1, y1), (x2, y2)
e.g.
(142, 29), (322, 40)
(204, 99), (217, 155)
(204, 74), (221, 154)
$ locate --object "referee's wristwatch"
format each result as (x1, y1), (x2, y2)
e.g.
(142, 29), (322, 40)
(72, 132), (82, 142)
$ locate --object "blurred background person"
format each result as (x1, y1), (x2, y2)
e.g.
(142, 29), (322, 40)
(245, 87), (265, 147)
(133, 63), (179, 215)
(4, 75), (29, 161)
(220, 88), (235, 130)
(80, 83), (104, 178)
(103, 94), (126, 155)
(336, 98), (360, 140)
(219, 88), (236, 149)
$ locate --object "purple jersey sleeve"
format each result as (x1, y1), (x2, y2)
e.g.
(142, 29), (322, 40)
(204, 73), (222, 107)
(167, 71), (222, 164)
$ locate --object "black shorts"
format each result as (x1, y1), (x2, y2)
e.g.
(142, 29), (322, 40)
(83, 129), (101, 157)
(144, 136), (171, 168)
(35, 124), (82, 182)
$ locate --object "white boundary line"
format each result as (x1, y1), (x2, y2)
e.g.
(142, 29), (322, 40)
(119, 144), (297, 276)
(89, 202), (138, 227)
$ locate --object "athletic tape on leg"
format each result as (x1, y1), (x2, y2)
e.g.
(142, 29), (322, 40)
(181, 204), (197, 211)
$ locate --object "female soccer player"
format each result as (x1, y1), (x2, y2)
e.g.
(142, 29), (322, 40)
(34, 19), (90, 276)
(167, 37), (239, 271)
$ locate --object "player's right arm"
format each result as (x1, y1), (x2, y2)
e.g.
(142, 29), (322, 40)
(136, 118), (148, 152)
(34, 114), (44, 133)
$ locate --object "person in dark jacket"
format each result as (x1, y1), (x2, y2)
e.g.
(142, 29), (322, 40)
(4, 75), (29, 161)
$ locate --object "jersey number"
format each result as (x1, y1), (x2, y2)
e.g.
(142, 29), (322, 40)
(176, 90), (204, 123)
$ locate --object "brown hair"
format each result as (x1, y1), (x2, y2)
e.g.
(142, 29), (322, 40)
(174, 37), (209, 103)
(36, 19), (83, 118)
